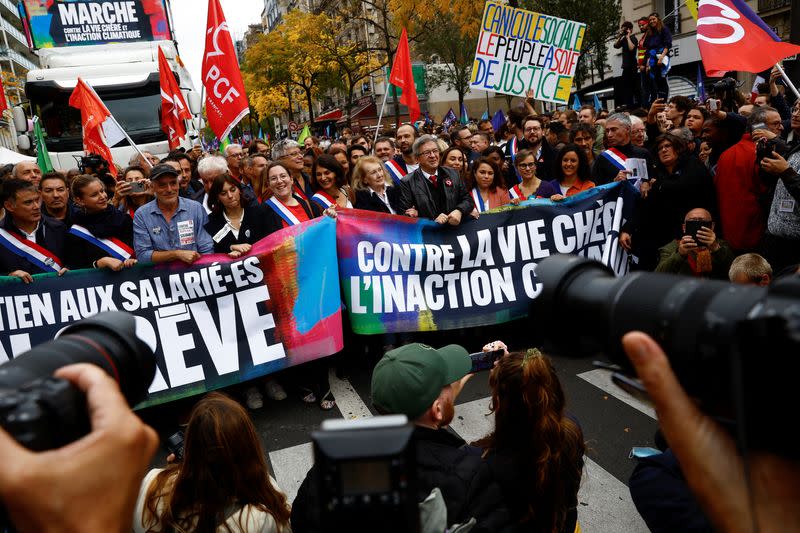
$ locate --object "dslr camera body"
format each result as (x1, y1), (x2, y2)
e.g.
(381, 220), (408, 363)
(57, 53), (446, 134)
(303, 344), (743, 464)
(532, 255), (800, 458)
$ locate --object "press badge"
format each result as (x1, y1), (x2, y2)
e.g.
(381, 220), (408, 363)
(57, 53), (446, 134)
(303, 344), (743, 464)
(177, 220), (195, 246)
(779, 199), (795, 213)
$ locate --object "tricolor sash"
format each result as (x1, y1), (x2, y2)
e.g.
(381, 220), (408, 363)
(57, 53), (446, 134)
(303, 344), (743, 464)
(385, 160), (406, 185)
(69, 224), (134, 261)
(600, 147), (628, 171)
(471, 188), (488, 213)
(0, 227), (64, 272)
(265, 196), (302, 226)
(311, 191), (336, 209)
(509, 137), (518, 160)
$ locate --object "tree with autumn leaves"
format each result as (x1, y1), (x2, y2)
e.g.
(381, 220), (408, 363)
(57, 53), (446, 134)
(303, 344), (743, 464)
(244, 10), (380, 124)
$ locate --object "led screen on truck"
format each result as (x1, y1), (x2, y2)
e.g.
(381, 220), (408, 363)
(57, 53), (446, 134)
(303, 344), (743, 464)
(19, 0), (170, 48)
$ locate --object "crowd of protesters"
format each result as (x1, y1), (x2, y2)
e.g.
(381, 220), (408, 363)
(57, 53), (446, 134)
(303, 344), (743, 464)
(2, 59), (800, 531)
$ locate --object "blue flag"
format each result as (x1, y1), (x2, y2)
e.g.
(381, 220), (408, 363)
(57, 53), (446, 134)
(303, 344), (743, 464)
(593, 94), (602, 112)
(572, 94), (582, 111)
(491, 109), (506, 132)
(481, 110), (489, 120)
(460, 103), (469, 125)
(443, 108), (458, 129)
(696, 63), (707, 102)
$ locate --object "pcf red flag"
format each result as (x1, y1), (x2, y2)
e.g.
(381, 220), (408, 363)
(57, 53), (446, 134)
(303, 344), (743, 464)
(697, 0), (800, 77)
(159, 45), (192, 149)
(202, 0), (249, 140)
(68, 78), (117, 177)
(389, 28), (420, 124)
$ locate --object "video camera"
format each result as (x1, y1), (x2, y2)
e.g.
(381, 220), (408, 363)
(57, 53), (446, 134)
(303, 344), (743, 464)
(0, 311), (155, 451)
(312, 415), (419, 533)
(532, 255), (800, 457)
(76, 153), (111, 176)
(708, 77), (741, 112)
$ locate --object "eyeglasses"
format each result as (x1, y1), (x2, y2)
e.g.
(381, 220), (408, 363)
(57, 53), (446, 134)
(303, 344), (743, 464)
(282, 150), (303, 158)
(792, 107), (800, 116)
(268, 174), (291, 182)
(366, 168), (385, 177)
(658, 144), (673, 151)
(420, 149), (440, 157)
(517, 162), (536, 169)
(524, 126), (542, 133)
(228, 152), (244, 158)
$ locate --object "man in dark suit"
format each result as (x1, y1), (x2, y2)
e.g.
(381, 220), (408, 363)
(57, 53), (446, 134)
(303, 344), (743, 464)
(0, 179), (71, 283)
(398, 135), (473, 225)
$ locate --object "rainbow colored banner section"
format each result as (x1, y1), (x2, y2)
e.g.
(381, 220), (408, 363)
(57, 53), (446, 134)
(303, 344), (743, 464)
(0, 217), (342, 408)
(337, 182), (637, 334)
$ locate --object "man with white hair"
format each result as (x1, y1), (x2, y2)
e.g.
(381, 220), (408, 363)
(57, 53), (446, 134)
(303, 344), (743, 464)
(224, 143), (245, 180)
(630, 115), (646, 147)
(592, 112), (652, 185)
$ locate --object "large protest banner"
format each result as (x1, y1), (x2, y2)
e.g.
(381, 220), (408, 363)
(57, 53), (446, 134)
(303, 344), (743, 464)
(337, 183), (636, 334)
(469, 0), (586, 104)
(0, 217), (342, 408)
(19, 0), (171, 48)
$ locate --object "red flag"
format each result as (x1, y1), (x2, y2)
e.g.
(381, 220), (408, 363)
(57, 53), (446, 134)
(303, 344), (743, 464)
(389, 28), (420, 124)
(697, 0), (800, 77)
(68, 78), (117, 177)
(159, 46), (192, 150)
(202, 0), (249, 141)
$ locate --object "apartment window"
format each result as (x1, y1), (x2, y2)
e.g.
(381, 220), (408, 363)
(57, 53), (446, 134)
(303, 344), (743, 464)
(660, 0), (681, 34)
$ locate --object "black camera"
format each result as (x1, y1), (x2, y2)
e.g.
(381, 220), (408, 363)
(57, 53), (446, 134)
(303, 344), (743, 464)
(532, 255), (800, 457)
(312, 415), (418, 533)
(755, 137), (778, 164)
(0, 311), (155, 451)
(77, 154), (110, 175)
(166, 430), (185, 461)
(710, 77), (737, 94)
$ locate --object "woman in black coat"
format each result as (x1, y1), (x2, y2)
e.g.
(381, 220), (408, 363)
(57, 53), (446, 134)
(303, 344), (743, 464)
(352, 156), (402, 214)
(204, 174), (277, 257)
(69, 174), (137, 270)
(629, 133), (717, 270)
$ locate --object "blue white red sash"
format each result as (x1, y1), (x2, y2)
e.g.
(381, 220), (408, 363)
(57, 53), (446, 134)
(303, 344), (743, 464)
(0, 227), (64, 272)
(509, 137), (519, 160)
(68, 224), (134, 260)
(600, 147), (627, 170)
(265, 196), (302, 226)
(471, 188), (488, 213)
(509, 185), (524, 201)
(384, 160), (406, 185)
(311, 191), (336, 209)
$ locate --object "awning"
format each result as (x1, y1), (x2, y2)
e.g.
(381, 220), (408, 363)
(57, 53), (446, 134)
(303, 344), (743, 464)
(337, 102), (378, 124)
(314, 108), (342, 122)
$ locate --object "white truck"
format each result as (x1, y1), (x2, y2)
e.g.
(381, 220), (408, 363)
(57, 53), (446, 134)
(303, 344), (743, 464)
(15, 38), (201, 170)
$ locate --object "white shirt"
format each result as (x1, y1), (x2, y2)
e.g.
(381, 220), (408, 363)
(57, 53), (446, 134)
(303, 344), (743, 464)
(201, 193), (212, 214)
(18, 221), (39, 243)
(371, 187), (395, 214)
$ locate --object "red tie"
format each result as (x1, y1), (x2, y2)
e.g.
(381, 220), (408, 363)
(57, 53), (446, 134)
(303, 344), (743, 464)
(429, 174), (438, 187)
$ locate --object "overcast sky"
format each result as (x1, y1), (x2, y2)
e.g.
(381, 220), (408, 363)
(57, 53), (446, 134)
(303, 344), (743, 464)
(170, 0), (264, 89)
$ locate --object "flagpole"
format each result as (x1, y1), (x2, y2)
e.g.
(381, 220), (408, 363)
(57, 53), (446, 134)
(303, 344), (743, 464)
(83, 80), (153, 168)
(775, 63), (800, 100)
(373, 87), (391, 147)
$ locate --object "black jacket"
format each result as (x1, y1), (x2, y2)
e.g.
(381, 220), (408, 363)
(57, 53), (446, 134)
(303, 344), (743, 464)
(69, 205), (134, 269)
(397, 166), (473, 221)
(504, 137), (557, 181)
(290, 426), (515, 533)
(204, 206), (279, 254)
(353, 186), (402, 214)
(0, 215), (72, 274)
(591, 142), (653, 185)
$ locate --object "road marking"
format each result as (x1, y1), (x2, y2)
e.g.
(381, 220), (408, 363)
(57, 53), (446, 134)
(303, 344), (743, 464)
(578, 369), (656, 420)
(579, 458), (649, 533)
(269, 442), (313, 503)
(328, 368), (373, 420)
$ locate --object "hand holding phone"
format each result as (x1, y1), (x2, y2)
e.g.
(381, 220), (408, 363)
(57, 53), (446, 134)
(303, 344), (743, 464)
(128, 181), (146, 194)
(469, 349), (504, 373)
(684, 220), (712, 245)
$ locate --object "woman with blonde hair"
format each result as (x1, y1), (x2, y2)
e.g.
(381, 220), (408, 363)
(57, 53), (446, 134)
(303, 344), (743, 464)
(352, 156), (401, 214)
(475, 347), (585, 533)
(133, 392), (292, 532)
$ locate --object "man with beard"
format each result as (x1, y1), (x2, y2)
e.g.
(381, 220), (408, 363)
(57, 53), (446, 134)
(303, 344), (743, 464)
(515, 115), (555, 181)
(291, 343), (512, 533)
(384, 124), (419, 184)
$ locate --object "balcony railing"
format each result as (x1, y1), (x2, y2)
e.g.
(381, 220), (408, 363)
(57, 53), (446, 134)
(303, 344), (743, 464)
(1, 17), (28, 48)
(0, 46), (37, 71)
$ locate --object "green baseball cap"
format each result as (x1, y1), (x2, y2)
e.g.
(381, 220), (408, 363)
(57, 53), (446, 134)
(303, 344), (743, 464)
(371, 343), (471, 420)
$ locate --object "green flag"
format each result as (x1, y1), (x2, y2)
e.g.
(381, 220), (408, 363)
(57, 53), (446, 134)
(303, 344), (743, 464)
(220, 135), (231, 153)
(33, 117), (54, 173)
(296, 124), (310, 146)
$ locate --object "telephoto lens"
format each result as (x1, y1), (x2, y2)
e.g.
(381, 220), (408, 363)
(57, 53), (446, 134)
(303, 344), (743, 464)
(0, 311), (155, 450)
(532, 254), (800, 456)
